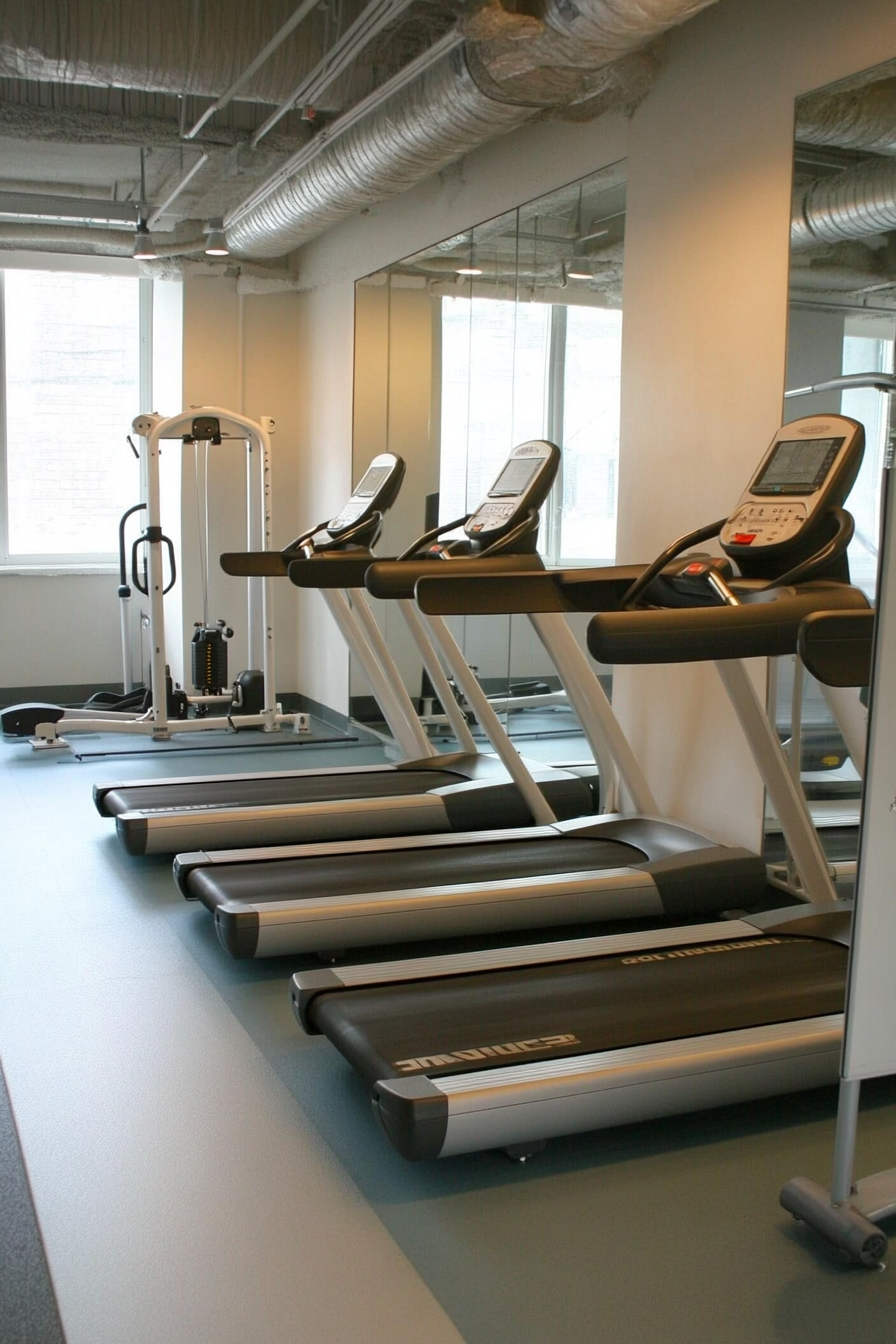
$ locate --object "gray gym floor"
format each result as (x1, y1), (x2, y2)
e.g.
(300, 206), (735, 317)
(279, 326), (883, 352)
(2, 727), (896, 1344)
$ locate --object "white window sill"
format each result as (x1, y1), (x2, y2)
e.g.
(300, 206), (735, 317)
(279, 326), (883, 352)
(0, 564), (119, 577)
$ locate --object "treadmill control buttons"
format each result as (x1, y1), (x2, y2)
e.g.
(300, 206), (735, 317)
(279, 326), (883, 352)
(722, 502), (808, 548)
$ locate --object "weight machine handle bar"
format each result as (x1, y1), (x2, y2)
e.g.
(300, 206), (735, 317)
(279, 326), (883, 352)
(132, 533), (177, 596)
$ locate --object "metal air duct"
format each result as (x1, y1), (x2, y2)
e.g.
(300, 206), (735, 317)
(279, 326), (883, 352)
(796, 78), (896, 157)
(225, 0), (720, 258)
(792, 157), (896, 249)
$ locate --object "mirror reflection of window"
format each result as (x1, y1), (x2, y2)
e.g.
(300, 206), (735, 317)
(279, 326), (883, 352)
(439, 295), (551, 520)
(432, 168), (625, 565)
(350, 164), (625, 739)
(840, 321), (895, 598)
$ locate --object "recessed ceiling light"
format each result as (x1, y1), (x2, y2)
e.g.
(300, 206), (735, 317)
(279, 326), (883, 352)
(455, 266), (483, 276)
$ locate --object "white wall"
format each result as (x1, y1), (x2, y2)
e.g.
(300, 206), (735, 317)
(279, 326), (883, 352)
(0, 573), (122, 687)
(175, 274), (304, 697)
(291, 280), (356, 712)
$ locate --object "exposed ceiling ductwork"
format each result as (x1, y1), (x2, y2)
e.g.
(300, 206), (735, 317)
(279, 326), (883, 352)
(795, 65), (896, 156)
(790, 67), (896, 306)
(225, 0), (721, 258)
(792, 157), (896, 249)
(5, 1), (896, 277)
(0, 0), (717, 266)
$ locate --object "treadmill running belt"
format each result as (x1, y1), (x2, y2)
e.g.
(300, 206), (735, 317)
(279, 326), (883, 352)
(188, 836), (646, 910)
(309, 936), (847, 1087)
(100, 770), (463, 815)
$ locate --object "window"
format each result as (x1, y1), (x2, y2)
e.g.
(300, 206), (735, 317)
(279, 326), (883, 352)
(439, 295), (622, 563)
(0, 266), (148, 567)
(840, 322), (895, 599)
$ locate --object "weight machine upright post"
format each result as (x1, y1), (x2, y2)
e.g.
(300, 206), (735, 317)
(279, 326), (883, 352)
(258, 423), (277, 723)
(142, 415), (170, 737)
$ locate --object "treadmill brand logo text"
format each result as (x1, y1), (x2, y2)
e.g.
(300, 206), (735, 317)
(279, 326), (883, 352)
(621, 936), (785, 965)
(393, 1033), (580, 1074)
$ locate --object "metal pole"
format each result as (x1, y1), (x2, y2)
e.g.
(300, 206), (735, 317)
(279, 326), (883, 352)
(715, 658), (836, 904)
(349, 591), (435, 758)
(423, 612), (558, 826)
(831, 1078), (862, 1205)
(322, 589), (427, 760)
(397, 598), (479, 754)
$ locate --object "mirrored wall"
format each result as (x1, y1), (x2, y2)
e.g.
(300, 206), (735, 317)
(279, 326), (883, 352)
(770, 60), (896, 861)
(351, 163), (625, 740)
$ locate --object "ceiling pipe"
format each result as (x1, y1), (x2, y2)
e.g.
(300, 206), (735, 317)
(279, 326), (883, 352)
(792, 157), (896, 249)
(185, 0), (324, 138)
(146, 152), (211, 227)
(796, 79), (896, 157)
(0, 221), (209, 256)
(229, 29), (466, 233)
(250, 0), (420, 147)
(226, 0), (721, 259)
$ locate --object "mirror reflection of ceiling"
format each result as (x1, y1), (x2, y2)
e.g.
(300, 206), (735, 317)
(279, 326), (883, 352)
(379, 164), (625, 305)
(793, 59), (896, 309)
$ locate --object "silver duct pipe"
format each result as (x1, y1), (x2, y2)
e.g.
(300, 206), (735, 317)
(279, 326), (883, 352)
(0, 222), (207, 256)
(227, 50), (530, 258)
(796, 79), (896, 157)
(227, 0), (720, 259)
(792, 157), (896, 249)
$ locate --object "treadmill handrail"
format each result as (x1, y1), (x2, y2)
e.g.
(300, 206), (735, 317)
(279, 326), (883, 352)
(414, 567), (644, 616)
(587, 584), (870, 665)
(287, 552), (383, 589)
(365, 552), (548, 601)
(798, 609), (874, 687)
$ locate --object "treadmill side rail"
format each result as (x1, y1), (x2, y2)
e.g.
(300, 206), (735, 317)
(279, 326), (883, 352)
(245, 866), (664, 958)
(372, 1015), (843, 1160)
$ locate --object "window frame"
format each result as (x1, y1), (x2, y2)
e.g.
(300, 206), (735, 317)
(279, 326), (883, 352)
(0, 253), (152, 573)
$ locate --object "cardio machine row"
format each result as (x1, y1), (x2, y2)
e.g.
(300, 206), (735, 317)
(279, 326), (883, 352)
(106, 413), (870, 1160)
(288, 412), (870, 1160)
(172, 415), (863, 969)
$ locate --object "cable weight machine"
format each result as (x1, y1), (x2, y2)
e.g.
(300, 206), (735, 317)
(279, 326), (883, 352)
(2, 407), (305, 749)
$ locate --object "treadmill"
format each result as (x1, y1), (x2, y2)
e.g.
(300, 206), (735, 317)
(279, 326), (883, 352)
(96, 442), (597, 856)
(290, 414), (871, 1159)
(176, 415), (867, 961)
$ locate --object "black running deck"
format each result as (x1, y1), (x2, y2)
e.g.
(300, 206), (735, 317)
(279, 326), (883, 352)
(306, 935), (847, 1088)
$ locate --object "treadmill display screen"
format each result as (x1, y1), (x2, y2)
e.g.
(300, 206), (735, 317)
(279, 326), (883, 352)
(752, 438), (843, 495)
(354, 465), (391, 498)
(489, 457), (542, 497)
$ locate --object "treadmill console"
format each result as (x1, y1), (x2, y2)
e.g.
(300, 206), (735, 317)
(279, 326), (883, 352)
(326, 453), (406, 538)
(721, 415), (864, 568)
(464, 440), (560, 540)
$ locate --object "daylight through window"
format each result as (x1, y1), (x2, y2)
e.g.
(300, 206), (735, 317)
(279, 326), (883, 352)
(1, 269), (143, 564)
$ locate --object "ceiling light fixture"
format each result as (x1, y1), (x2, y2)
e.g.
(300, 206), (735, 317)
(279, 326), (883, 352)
(455, 265), (482, 276)
(204, 220), (230, 256)
(567, 267), (593, 280)
(132, 218), (156, 260)
(133, 148), (156, 259)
